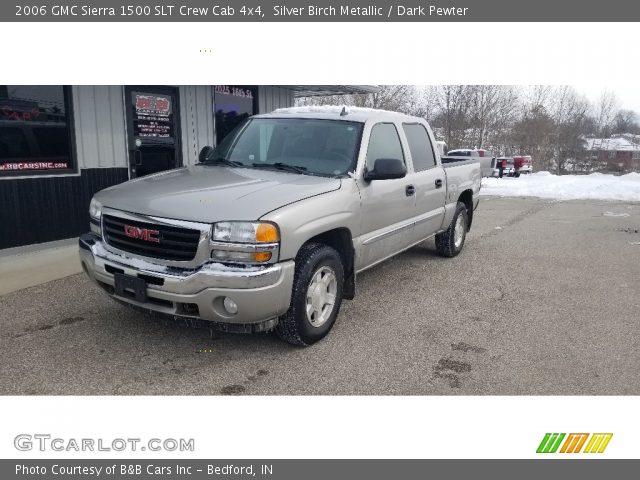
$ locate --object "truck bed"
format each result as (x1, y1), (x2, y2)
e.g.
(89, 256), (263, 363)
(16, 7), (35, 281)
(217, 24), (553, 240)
(441, 157), (482, 200)
(441, 156), (481, 166)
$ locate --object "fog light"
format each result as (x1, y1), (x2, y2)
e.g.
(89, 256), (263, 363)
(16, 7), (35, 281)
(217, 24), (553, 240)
(223, 297), (238, 315)
(254, 251), (272, 262)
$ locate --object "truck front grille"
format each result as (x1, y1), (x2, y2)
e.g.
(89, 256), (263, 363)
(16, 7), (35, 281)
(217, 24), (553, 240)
(102, 214), (201, 262)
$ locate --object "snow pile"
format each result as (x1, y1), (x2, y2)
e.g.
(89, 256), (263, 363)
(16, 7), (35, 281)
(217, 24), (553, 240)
(481, 171), (640, 201)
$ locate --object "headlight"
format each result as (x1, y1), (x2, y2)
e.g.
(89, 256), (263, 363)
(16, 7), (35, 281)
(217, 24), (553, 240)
(213, 222), (279, 243)
(89, 198), (102, 220)
(211, 222), (280, 264)
(88, 198), (102, 236)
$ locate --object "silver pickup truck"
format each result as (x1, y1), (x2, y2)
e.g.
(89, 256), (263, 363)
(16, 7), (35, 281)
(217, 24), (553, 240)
(79, 107), (481, 345)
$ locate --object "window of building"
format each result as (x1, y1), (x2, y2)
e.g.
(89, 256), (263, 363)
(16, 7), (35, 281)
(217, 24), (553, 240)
(632, 151), (640, 160)
(365, 123), (405, 170)
(0, 85), (75, 176)
(402, 123), (437, 171)
(214, 85), (257, 144)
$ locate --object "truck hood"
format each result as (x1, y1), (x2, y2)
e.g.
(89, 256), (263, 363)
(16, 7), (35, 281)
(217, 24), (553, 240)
(95, 165), (342, 223)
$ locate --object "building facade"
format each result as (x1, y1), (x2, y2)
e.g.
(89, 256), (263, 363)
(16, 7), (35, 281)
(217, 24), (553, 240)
(0, 85), (377, 250)
(584, 135), (640, 173)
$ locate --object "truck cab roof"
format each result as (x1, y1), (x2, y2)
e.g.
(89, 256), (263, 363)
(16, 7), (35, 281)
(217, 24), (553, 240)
(258, 106), (424, 124)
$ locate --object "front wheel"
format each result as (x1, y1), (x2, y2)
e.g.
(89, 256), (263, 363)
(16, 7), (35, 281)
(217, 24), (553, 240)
(435, 202), (469, 258)
(276, 243), (344, 346)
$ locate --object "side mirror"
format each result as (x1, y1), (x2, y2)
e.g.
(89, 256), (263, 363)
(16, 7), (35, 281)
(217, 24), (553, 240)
(198, 146), (214, 163)
(364, 158), (406, 181)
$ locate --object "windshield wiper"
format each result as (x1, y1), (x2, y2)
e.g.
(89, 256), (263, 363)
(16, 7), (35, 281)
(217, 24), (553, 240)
(252, 162), (308, 174)
(201, 157), (245, 167)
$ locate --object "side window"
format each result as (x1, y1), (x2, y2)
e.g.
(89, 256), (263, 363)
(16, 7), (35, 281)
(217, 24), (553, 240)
(365, 123), (404, 170)
(402, 123), (437, 172)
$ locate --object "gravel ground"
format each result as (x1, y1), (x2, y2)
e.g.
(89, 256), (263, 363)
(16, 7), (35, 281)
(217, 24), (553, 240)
(1, 196), (639, 395)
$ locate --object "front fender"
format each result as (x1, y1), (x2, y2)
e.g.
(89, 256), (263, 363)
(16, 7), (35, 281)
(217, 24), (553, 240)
(261, 181), (361, 261)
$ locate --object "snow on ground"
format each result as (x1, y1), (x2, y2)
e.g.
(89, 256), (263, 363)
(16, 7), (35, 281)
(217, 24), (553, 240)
(481, 171), (640, 202)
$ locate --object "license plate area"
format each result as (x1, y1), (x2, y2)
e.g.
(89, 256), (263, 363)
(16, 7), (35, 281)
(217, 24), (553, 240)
(113, 273), (148, 302)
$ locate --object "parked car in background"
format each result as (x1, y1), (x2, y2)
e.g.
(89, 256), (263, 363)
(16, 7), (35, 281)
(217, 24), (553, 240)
(493, 157), (512, 177)
(493, 155), (533, 177)
(79, 106), (481, 346)
(513, 155), (533, 175)
(444, 148), (496, 178)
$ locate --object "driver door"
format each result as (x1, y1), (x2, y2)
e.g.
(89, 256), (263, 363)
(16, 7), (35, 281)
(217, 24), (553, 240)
(357, 122), (416, 270)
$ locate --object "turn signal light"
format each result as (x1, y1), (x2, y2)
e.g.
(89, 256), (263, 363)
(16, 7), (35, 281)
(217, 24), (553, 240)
(256, 223), (279, 243)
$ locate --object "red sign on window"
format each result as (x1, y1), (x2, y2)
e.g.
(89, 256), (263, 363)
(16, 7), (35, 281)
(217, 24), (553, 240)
(133, 93), (174, 140)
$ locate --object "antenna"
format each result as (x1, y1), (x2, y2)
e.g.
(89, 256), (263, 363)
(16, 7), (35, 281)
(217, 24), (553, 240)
(340, 106), (348, 116)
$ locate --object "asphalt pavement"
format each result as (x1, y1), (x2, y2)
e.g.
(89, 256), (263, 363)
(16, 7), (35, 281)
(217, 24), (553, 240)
(1, 196), (639, 395)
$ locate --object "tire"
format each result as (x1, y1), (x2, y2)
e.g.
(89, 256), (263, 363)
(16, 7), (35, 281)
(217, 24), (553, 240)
(276, 243), (344, 346)
(435, 202), (469, 258)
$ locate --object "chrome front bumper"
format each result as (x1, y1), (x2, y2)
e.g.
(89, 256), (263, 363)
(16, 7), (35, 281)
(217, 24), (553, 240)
(79, 234), (295, 326)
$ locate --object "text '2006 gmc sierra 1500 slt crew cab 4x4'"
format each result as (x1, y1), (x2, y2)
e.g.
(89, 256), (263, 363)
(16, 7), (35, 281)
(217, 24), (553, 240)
(79, 106), (481, 346)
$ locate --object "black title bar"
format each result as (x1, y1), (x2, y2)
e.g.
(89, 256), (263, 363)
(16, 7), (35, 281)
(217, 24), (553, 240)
(4, 0), (640, 22)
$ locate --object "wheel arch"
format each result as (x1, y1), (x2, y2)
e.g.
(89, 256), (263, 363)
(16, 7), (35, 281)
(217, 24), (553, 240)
(301, 227), (356, 300)
(458, 189), (474, 230)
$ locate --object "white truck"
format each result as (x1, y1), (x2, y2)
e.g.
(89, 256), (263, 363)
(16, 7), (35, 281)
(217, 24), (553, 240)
(444, 148), (496, 178)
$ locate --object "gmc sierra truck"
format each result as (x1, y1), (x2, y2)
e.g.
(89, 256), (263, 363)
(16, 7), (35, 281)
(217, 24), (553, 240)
(79, 107), (481, 345)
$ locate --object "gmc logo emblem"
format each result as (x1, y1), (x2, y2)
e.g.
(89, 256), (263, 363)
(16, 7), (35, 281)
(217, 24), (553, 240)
(124, 225), (160, 243)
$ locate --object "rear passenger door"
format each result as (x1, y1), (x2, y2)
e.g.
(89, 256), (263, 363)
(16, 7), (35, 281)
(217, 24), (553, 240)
(402, 123), (446, 244)
(357, 122), (415, 269)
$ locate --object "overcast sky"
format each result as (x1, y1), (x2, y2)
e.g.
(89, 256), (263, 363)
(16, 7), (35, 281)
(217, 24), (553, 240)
(573, 84), (640, 114)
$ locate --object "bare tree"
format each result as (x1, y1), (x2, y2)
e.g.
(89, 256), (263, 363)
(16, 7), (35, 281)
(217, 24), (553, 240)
(510, 103), (555, 170)
(612, 109), (640, 134)
(520, 85), (554, 117)
(412, 85), (439, 123)
(549, 86), (590, 173)
(295, 84), (639, 174)
(594, 90), (620, 137)
(469, 85), (498, 148)
(432, 85), (474, 149)
(468, 85), (519, 150)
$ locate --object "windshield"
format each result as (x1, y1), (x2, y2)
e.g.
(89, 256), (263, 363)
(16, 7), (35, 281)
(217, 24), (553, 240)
(203, 118), (363, 177)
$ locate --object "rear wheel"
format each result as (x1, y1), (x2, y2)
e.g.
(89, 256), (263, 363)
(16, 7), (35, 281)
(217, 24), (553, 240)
(435, 202), (469, 258)
(276, 243), (344, 346)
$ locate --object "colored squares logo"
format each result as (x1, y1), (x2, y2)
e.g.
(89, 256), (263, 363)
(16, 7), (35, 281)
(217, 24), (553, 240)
(537, 433), (612, 453)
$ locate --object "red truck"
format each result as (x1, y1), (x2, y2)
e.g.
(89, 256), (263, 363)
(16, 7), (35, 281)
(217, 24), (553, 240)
(494, 155), (533, 177)
(512, 155), (533, 176)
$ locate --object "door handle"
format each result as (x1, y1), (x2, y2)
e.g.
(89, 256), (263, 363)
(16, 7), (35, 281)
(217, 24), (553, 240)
(405, 185), (415, 196)
(435, 179), (443, 189)
(134, 150), (142, 166)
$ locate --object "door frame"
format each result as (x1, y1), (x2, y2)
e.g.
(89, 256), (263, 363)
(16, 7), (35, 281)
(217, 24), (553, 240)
(124, 85), (182, 178)
(355, 120), (416, 271)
